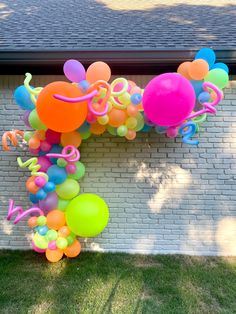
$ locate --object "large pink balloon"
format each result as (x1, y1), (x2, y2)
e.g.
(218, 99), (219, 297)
(143, 73), (195, 126)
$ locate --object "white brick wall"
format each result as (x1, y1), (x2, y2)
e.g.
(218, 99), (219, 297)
(1, 75), (236, 256)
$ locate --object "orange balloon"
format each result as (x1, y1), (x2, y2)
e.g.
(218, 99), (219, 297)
(28, 216), (38, 228)
(86, 62), (111, 84)
(90, 121), (106, 135)
(36, 82), (88, 133)
(28, 137), (40, 149)
(26, 176), (39, 193)
(108, 108), (127, 128)
(177, 62), (192, 79)
(46, 248), (63, 262)
(58, 226), (70, 237)
(188, 59), (209, 80)
(47, 210), (66, 230)
(127, 104), (138, 117)
(61, 131), (82, 148)
(34, 130), (46, 140)
(126, 130), (136, 140)
(64, 239), (81, 258)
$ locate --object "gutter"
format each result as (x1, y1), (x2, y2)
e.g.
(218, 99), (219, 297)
(0, 49), (235, 75)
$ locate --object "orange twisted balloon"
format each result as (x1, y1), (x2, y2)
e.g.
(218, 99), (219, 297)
(2, 130), (24, 151)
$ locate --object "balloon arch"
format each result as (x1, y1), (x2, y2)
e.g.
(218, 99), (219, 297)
(2, 48), (229, 262)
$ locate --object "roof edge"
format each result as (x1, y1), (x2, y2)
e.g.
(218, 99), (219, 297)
(0, 49), (236, 75)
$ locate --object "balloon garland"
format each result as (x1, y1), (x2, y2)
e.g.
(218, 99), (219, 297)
(2, 48), (229, 262)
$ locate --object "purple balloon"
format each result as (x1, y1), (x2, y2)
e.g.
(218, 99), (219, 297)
(39, 192), (58, 213)
(63, 59), (86, 83)
(23, 111), (31, 127)
(38, 156), (52, 172)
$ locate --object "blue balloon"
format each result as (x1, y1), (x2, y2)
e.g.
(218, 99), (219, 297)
(48, 145), (62, 164)
(198, 92), (210, 104)
(47, 165), (67, 185)
(77, 121), (90, 133)
(130, 93), (142, 105)
(38, 225), (48, 236)
(43, 181), (56, 193)
(29, 193), (38, 204)
(141, 124), (152, 132)
(78, 80), (90, 93)
(13, 85), (35, 111)
(211, 62), (229, 74)
(190, 80), (203, 98)
(195, 48), (216, 68)
(38, 150), (47, 156)
(35, 189), (47, 200)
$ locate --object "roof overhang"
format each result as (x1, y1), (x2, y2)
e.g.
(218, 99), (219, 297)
(0, 49), (236, 75)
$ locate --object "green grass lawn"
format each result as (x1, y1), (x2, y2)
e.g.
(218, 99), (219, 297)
(0, 251), (236, 314)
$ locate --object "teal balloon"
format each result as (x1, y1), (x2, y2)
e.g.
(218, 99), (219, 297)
(190, 80), (203, 97)
(68, 161), (85, 180)
(29, 109), (47, 130)
(204, 69), (229, 89)
(66, 194), (109, 237)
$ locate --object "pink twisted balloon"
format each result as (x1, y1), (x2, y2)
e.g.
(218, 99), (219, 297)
(46, 145), (80, 162)
(7, 199), (44, 224)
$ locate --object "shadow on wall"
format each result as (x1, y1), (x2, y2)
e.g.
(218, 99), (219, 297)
(0, 1), (236, 48)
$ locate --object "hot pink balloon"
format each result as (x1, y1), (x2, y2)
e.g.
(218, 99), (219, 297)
(63, 59), (86, 83)
(45, 129), (61, 145)
(143, 73), (195, 127)
(38, 156), (52, 172)
(32, 241), (45, 253)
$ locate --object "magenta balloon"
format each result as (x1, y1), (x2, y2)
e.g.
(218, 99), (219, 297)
(63, 59), (86, 83)
(143, 73), (195, 127)
(32, 241), (45, 253)
(38, 156), (52, 172)
(39, 192), (58, 212)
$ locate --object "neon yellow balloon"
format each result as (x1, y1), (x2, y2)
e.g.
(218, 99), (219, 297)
(65, 194), (109, 237)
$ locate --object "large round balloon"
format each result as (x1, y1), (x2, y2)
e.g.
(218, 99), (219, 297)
(143, 73), (195, 127)
(65, 194), (109, 237)
(36, 82), (88, 133)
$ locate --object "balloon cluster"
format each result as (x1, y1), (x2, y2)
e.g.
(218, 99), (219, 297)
(2, 48), (229, 262)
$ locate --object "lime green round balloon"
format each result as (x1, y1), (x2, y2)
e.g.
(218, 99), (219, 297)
(58, 198), (70, 211)
(37, 215), (47, 226)
(204, 68), (229, 89)
(66, 235), (75, 246)
(56, 237), (68, 249)
(33, 233), (48, 249)
(24, 131), (33, 142)
(80, 130), (91, 140)
(46, 229), (58, 241)
(65, 194), (109, 237)
(68, 161), (85, 180)
(107, 125), (116, 136)
(56, 178), (80, 200)
(117, 125), (128, 137)
(29, 109), (47, 130)
(134, 112), (144, 131)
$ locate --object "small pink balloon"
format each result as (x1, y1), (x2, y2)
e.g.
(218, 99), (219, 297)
(113, 82), (124, 92)
(86, 112), (96, 123)
(45, 129), (61, 144)
(32, 241), (46, 253)
(66, 163), (76, 174)
(40, 140), (52, 152)
(35, 176), (47, 187)
(63, 59), (86, 83)
(166, 127), (178, 138)
(38, 156), (52, 172)
(143, 73), (195, 127)
(48, 241), (57, 250)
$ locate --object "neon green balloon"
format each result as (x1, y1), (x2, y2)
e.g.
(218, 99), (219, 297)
(126, 117), (137, 129)
(107, 125), (116, 136)
(29, 109), (47, 130)
(80, 130), (91, 140)
(58, 198), (70, 211)
(134, 112), (144, 131)
(37, 215), (47, 226)
(24, 131), (33, 142)
(204, 69), (229, 89)
(33, 233), (48, 249)
(117, 125), (128, 137)
(65, 194), (109, 237)
(56, 178), (80, 200)
(68, 161), (85, 180)
(56, 237), (68, 249)
(46, 229), (58, 241)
